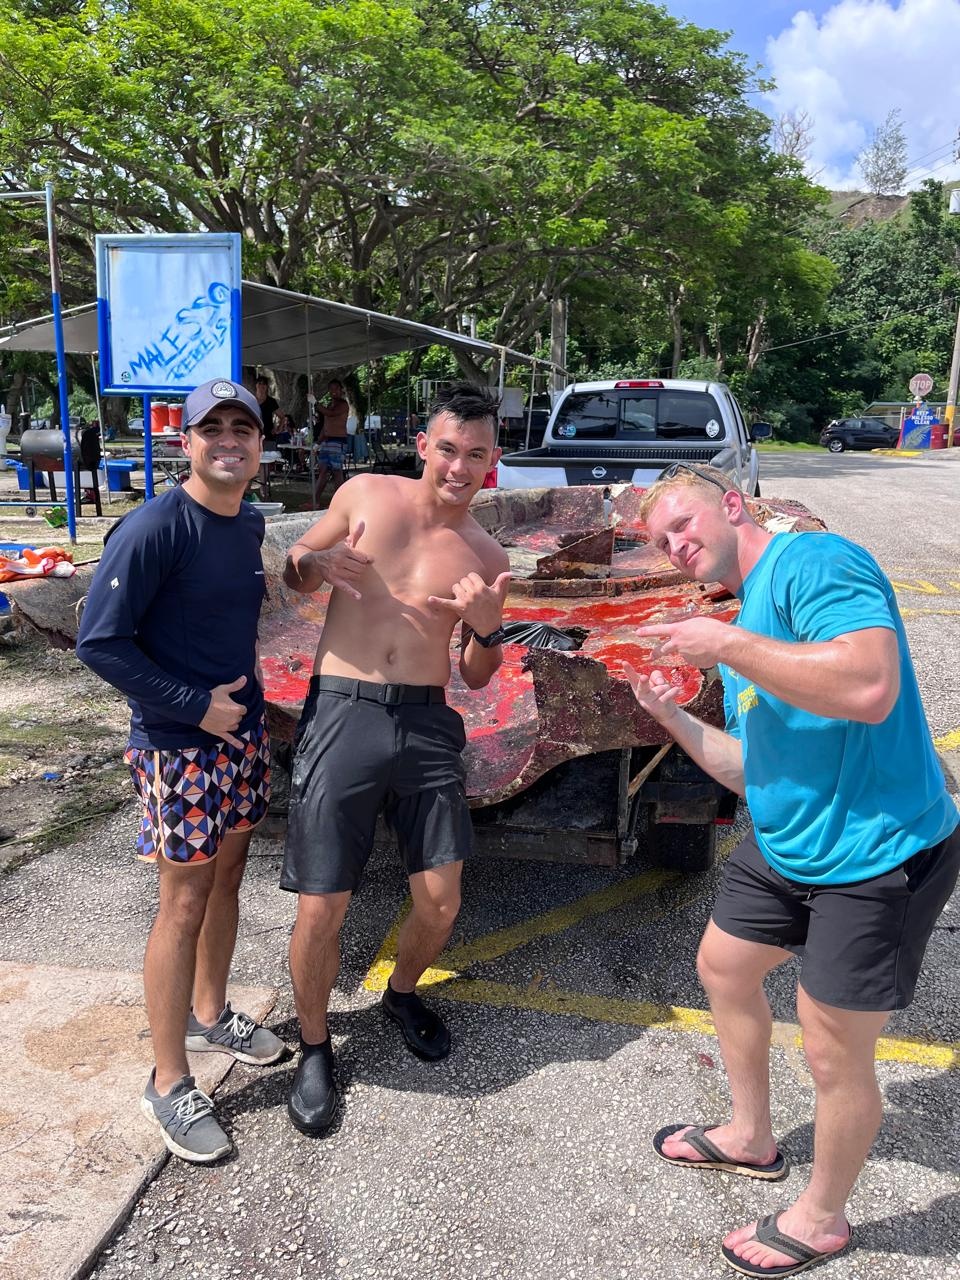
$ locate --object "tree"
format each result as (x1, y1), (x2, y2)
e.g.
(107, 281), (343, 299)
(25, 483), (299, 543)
(0, 0), (826, 388)
(857, 108), (908, 196)
(772, 109), (815, 165)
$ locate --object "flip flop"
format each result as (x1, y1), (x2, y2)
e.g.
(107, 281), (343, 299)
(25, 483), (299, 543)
(721, 1212), (851, 1277)
(653, 1124), (788, 1180)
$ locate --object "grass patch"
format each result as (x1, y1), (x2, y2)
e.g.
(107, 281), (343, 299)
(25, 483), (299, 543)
(755, 440), (823, 452)
(29, 763), (130, 855)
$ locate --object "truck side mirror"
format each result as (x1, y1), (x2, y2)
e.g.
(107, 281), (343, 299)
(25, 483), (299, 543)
(749, 422), (773, 442)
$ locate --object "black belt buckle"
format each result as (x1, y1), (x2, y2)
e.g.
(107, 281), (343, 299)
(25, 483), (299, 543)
(378, 683), (405, 705)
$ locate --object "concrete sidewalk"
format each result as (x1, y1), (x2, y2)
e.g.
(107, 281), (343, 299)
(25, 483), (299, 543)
(0, 962), (274, 1280)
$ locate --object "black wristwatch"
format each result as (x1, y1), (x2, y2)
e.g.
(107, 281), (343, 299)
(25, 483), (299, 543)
(472, 625), (508, 649)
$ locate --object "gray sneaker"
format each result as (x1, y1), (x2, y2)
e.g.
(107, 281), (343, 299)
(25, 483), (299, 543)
(185, 1002), (286, 1064)
(140, 1071), (231, 1164)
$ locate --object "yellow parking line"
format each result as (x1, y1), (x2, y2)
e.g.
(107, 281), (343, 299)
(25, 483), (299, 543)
(362, 854), (958, 1070)
(935, 729), (960, 751)
(364, 868), (684, 991)
(900, 608), (960, 617)
(425, 977), (960, 1070)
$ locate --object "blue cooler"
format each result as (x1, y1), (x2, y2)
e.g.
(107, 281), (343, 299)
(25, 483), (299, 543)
(105, 459), (136, 492)
(16, 463), (45, 490)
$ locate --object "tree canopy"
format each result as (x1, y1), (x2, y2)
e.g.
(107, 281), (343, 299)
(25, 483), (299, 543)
(0, 0), (828, 381)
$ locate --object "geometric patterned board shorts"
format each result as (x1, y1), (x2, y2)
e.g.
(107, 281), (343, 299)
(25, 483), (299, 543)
(124, 715), (271, 865)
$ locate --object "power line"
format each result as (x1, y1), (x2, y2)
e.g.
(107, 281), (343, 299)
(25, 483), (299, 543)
(763, 298), (950, 355)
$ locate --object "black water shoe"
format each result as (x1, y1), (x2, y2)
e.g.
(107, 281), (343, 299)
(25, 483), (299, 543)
(287, 1037), (337, 1136)
(382, 982), (451, 1061)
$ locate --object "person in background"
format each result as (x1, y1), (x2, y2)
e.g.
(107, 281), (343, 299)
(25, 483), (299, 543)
(274, 412), (294, 446)
(312, 379), (350, 504)
(76, 378), (285, 1165)
(254, 374), (279, 438)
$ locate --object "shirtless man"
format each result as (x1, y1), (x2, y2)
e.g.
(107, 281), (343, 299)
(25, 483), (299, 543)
(279, 383), (510, 1135)
(312, 378), (350, 503)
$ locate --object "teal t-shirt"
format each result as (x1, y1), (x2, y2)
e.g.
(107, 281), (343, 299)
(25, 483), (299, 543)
(721, 532), (958, 884)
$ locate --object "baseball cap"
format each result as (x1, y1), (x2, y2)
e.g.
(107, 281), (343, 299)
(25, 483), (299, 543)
(181, 379), (264, 431)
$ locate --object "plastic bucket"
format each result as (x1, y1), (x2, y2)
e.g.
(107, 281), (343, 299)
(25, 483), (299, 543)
(167, 403), (183, 430)
(150, 402), (170, 433)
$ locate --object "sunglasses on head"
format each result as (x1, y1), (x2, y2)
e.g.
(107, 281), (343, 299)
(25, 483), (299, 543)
(657, 462), (729, 493)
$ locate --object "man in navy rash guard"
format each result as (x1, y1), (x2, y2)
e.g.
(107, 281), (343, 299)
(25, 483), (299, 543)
(77, 377), (285, 1164)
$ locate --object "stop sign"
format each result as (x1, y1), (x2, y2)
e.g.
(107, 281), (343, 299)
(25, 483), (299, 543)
(909, 372), (934, 397)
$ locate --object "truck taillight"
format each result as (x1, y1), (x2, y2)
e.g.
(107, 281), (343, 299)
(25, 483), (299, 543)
(482, 468), (498, 488)
(615, 380), (663, 388)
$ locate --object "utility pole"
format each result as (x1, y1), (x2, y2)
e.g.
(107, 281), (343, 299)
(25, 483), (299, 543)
(947, 188), (960, 447)
(549, 297), (567, 396)
(946, 307), (960, 447)
(0, 183), (76, 541)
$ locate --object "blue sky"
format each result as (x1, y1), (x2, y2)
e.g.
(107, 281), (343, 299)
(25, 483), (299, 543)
(665, 1), (832, 64)
(662, 1), (960, 190)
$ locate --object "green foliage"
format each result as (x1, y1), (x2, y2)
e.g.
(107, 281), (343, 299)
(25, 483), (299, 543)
(1, 0), (944, 429)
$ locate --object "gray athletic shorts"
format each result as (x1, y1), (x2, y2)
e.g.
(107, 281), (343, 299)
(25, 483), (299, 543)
(712, 826), (960, 1011)
(280, 675), (474, 895)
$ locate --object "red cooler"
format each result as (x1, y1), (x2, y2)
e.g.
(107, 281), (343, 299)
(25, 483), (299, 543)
(150, 402), (170, 433)
(930, 424), (947, 450)
(167, 403), (183, 431)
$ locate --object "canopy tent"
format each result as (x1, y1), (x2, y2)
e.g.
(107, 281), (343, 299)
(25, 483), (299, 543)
(0, 281), (547, 375)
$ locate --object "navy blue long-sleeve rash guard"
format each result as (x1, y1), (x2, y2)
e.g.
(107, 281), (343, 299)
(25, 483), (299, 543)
(76, 486), (267, 749)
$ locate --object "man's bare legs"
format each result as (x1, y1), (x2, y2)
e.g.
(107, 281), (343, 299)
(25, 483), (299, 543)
(661, 920), (792, 1167)
(144, 855), (216, 1094)
(145, 830), (259, 1093)
(723, 989), (888, 1269)
(313, 465), (345, 507)
(290, 890), (353, 1043)
(192, 829), (253, 1026)
(391, 861), (463, 992)
(288, 862), (462, 1037)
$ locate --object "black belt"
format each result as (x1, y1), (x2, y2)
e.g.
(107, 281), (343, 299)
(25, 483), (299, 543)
(311, 674), (446, 705)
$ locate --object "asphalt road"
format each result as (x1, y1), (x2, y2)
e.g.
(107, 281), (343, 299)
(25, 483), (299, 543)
(8, 449), (960, 1280)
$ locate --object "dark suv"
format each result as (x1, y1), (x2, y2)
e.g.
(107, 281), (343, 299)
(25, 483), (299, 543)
(819, 417), (900, 452)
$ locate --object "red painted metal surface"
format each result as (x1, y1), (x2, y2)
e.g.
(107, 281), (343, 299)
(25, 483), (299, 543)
(258, 485), (824, 807)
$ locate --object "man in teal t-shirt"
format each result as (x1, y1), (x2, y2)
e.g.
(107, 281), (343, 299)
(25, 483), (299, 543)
(626, 463), (959, 1280)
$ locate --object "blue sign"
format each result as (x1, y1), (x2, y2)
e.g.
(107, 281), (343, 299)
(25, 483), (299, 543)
(902, 402), (939, 448)
(95, 233), (242, 395)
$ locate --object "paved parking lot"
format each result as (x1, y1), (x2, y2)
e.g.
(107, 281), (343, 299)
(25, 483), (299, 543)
(3, 449), (960, 1280)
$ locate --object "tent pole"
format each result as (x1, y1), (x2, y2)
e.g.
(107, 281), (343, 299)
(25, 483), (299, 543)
(305, 304), (316, 510)
(90, 353), (111, 504)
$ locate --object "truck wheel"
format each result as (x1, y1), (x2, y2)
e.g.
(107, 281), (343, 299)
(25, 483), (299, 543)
(649, 821), (717, 874)
(828, 438), (845, 453)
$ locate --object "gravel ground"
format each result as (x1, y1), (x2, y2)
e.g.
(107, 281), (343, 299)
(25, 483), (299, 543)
(2, 449), (960, 1280)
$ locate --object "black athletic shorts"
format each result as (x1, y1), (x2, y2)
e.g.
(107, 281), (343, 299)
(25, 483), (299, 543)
(712, 825), (960, 1011)
(280, 675), (474, 895)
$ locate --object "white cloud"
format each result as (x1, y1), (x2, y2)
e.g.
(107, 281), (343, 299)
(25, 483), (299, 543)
(764, 0), (960, 189)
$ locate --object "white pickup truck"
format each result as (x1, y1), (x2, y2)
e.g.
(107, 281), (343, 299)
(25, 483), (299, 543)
(495, 378), (769, 494)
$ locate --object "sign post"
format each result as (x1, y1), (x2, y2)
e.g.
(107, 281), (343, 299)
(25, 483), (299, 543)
(95, 233), (242, 498)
